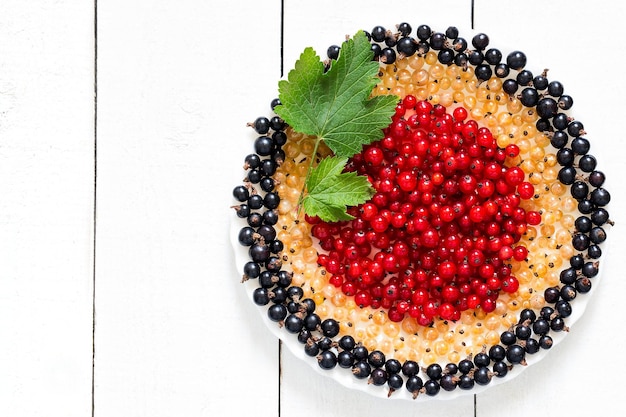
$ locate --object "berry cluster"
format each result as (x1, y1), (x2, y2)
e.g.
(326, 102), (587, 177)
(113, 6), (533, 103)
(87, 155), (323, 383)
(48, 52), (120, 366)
(310, 97), (538, 324)
(232, 22), (612, 399)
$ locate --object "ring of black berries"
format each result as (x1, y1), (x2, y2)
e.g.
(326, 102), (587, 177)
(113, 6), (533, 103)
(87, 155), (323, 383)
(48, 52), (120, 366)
(231, 22), (612, 399)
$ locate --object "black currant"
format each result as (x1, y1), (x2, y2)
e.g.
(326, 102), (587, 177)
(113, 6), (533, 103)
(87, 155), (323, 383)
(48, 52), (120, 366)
(416, 24), (431, 41)
(474, 367), (492, 385)
(591, 207), (610, 225)
(550, 317), (568, 332)
(588, 170), (606, 188)
(539, 335), (554, 350)
(440, 374), (457, 392)
(589, 226), (607, 244)
(484, 48), (502, 64)
(327, 45), (340, 60)
(267, 304), (287, 322)
(352, 360), (371, 379)
(232, 185), (250, 202)
(560, 285), (577, 302)
(548, 80), (564, 96)
(370, 25), (386, 42)
(567, 120), (585, 137)
(471, 33), (489, 50)
(429, 32), (446, 50)
(338, 350), (355, 368)
(473, 352), (490, 368)
(320, 318), (340, 338)
(406, 375), (423, 398)
(254, 136), (274, 156)
(475, 64), (493, 81)
(243, 261), (261, 279)
(445, 26), (459, 39)
(252, 288), (270, 306)
(590, 187), (611, 206)
(536, 97), (558, 119)
(587, 244), (602, 259)
(397, 22), (412, 37)
(381, 47), (396, 64)
(495, 63), (510, 78)
(517, 70), (534, 86)
(257, 224), (276, 242)
(550, 131), (569, 148)
(452, 37), (468, 52)
(570, 181), (589, 201)
(248, 193), (264, 210)
(269, 287), (287, 304)
(581, 261), (599, 278)
(317, 350), (337, 370)
(506, 344), (526, 364)
(238, 226), (256, 246)
(579, 154), (597, 172)
(503, 79), (519, 95)
(520, 87), (539, 107)
(402, 360), (419, 377)
(253, 117), (271, 134)
(575, 216), (592, 232)
(506, 50), (527, 70)
(515, 324), (532, 340)
(353, 345), (369, 361)
(396, 37), (417, 57)
(338, 335), (356, 351)
(458, 359), (475, 375)
(525, 338), (540, 354)
(284, 314), (304, 333)
(423, 379), (441, 396)
(492, 361), (509, 377)
(246, 212), (262, 227)
(500, 330), (516, 346)
(303, 313), (321, 331)
(571, 137), (590, 154)
(438, 48), (454, 65)
(458, 374), (474, 390)
(488, 345), (506, 362)
(558, 166), (577, 185)
(575, 277), (592, 293)
(369, 368), (388, 386)
(519, 308), (537, 323)
(532, 318), (550, 335)
(368, 350), (386, 368)
(304, 340), (320, 357)
(544, 286), (561, 303)
(387, 373), (404, 394)
(426, 363), (443, 380)
(385, 359), (402, 375)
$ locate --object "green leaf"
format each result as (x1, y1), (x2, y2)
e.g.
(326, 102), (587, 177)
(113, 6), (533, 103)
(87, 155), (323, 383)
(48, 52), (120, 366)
(273, 30), (397, 222)
(275, 30), (397, 158)
(302, 156), (375, 222)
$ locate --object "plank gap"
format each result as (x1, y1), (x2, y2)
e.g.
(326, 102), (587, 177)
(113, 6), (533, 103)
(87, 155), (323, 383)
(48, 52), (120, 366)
(91, 1), (99, 416)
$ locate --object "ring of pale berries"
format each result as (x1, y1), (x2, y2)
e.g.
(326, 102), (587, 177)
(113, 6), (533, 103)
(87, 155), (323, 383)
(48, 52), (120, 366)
(232, 23), (611, 399)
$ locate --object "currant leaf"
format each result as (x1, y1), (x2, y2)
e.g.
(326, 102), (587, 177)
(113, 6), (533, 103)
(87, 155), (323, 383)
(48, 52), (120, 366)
(275, 30), (397, 158)
(302, 156), (374, 222)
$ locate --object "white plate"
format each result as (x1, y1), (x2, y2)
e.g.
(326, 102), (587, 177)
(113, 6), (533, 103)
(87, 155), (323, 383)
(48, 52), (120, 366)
(230, 22), (608, 400)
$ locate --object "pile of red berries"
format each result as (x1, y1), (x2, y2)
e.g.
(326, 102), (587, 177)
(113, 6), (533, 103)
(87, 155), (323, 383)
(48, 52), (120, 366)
(310, 96), (540, 324)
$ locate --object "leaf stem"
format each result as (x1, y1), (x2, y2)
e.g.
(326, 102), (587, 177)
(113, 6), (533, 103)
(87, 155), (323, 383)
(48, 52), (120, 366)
(297, 136), (324, 217)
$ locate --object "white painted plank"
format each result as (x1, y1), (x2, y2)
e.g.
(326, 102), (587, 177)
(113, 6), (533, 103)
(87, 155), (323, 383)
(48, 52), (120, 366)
(280, 2), (476, 415)
(472, 1), (626, 414)
(94, 2), (281, 416)
(0, 1), (94, 416)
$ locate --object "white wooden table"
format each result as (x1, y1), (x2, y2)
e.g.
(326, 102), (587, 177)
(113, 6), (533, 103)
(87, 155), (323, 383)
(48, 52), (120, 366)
(1, 1), (624, 415)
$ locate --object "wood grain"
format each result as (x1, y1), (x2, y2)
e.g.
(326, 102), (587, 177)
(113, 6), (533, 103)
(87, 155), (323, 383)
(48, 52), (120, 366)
(0, 1), (94, 416)
(1, 1), (625, 416)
